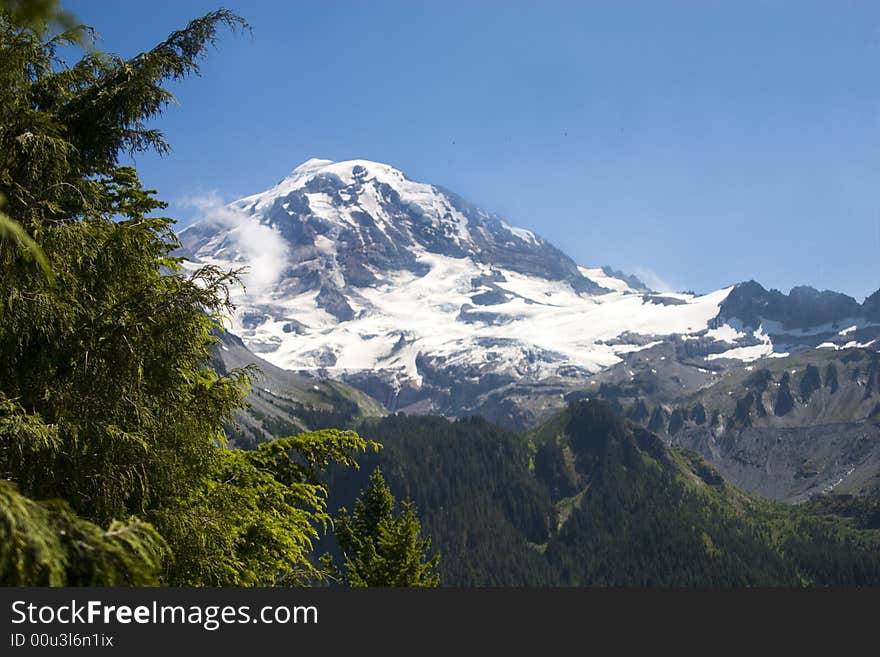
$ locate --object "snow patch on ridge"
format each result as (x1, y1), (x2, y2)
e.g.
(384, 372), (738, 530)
(578, 266), (636, 294)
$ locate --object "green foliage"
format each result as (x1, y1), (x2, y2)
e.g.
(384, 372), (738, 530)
(0, 0), (78, 39)
(799, 364), (822, 402)
(333, 468), (439, 587)
(0, 5), (382, 588)
(801, 494), (880, 530)
(155, 430), (377, 586)
(542, 403), (796, 585)
(0, 481), (167, 586)
(325, 404), (880, 586)
(545, 402), (879, 586)
(0, 199), (52, 280)
(327, 415), (554, 586)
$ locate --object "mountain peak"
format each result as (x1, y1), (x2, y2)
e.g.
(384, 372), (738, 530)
(279, 157), (407, 188)
(179, 160), (774, 412)
(283, 157), (335, 180)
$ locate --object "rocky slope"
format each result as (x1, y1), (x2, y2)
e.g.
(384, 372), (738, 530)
(577, 345), (880, 501)
(211, 329), (385, 448)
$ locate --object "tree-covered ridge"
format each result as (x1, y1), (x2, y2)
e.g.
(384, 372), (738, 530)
(535, 402), (879, 586)
(325, 403), (880, 586)
(325, 415), (556, 586)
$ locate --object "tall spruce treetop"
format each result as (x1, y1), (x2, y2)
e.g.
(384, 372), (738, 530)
(334, 469), (440, 587)
(0, 3), (377, 586)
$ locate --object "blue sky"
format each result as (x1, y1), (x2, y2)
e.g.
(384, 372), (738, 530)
(66, 1), (880, 299)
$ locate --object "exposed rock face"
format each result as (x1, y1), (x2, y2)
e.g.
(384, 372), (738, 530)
(600, 265), (651, 293)
(864, 288), (880, 322)
(210, 330), (385, 448)
(580, 345), (880, 502)
(669, 422), (880, 503)
(716, 280), (867, 331)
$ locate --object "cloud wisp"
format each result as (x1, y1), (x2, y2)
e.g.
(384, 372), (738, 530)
(182, 192), (290, 296)
(632, 266), (679, 294)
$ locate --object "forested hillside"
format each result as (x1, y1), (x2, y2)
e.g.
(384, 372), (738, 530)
(325, 402), (880, 586)
(325, 415), (554, 585)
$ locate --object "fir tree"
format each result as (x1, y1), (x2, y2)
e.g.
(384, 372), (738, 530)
(0, 3), (378, 586)
(333, 469), (440, 587)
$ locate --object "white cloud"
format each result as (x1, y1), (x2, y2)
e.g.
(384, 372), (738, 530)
(182, 192), (289, 296)
(632, 266), (678, 294)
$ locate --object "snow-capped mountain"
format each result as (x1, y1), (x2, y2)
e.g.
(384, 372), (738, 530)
(180, 158), (880, 425)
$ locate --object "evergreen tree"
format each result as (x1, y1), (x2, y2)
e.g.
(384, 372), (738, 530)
(333, 469), (440, 587)
(0, 480), (168, 586)
(0, 3), (378, 586)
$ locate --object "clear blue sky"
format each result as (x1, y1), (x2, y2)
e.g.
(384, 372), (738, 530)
(65, 1), (880, 299)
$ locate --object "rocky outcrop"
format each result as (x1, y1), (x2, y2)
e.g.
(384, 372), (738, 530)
(716, 280), (864, 330)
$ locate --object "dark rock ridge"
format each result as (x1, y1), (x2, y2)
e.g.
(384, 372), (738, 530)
(864, 288), (880, 322)
(600, 265), (651, 293)
(715, 280), (875, 331)
(435, 186), (605, 295)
